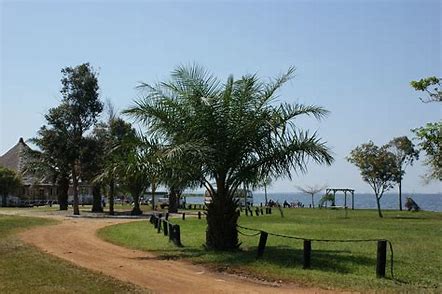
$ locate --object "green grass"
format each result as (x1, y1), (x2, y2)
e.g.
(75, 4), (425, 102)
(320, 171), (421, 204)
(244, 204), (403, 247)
(98, 208), (442, 292)
(0, 214), (149, 294)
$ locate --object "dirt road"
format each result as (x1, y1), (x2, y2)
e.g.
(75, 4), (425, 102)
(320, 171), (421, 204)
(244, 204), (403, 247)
(19, 216), (335, 293)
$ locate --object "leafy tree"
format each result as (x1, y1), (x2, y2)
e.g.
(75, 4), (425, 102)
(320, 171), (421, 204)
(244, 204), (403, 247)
(297, 184), (326, 208)
(412, 122), (442, 182)
(347, 141), (400, 217)
(410, 77), (441, 182)
(125, 65), (333, 250)
(410, 76), (441, 103)
(28, 104), (73, 210)
(0, 167), (22, 207)
(386, 136), (419, 210)
(58, 63), (103, 215)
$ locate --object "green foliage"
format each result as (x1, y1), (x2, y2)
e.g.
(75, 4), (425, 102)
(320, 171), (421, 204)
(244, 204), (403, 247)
(99, 209), (442, 292)
(125, 65), (333, 250)
(347, 142), (400, 217)
(412, 121), (442, 181)
(0, 167), (21, 206)
(410, 76), (441, 103)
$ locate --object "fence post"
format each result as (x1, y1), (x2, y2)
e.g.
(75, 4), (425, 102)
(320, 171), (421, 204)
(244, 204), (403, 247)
(303, 240), (312, 269)
(157, 218), (162, 233)
(245, 209), (248, 216)
(255, 209), (259, 216)
(198, 211), (201, 219)
(182, 213), (185, 220)
(269, 207), (272, 214)
(165, 212), (169, 220)
(257, 231), (268, 258)
(260, 208), (264, 215)
(173, 225), (182, 246)
(168, 223), (174, 241)
(376, 240), (387, 278)
(154, 216), (158, 228)
(163, 220), (168, 236)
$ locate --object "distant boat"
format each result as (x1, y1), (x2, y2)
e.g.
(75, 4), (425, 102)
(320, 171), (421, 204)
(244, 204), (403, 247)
(204, 188), (253, 207)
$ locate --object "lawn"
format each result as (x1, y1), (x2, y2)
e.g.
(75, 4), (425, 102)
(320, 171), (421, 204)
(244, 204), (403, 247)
(98, 208), (442, 292)
(0, 214), (149, 294)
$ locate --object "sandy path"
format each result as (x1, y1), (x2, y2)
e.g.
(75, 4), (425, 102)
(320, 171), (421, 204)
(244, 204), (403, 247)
(19, 216), (335, 293)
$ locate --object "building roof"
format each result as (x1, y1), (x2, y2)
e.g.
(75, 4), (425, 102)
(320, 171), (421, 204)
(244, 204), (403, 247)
(0, 138), (40, 185)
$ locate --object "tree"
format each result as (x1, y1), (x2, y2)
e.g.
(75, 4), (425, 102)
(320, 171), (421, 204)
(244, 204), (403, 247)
(0, 167), (22, 207)
(410, 76), (441, 103)
(386, 136), (419, 210)
(125, 65), (333, 250)
(347, 141), (400, 217)
(410, 77), (441, 182)
(59, 63), (103, 215)
(28, 104), (74, 210)
(297, 184), (326, 208)
(412, 122), (442, 182)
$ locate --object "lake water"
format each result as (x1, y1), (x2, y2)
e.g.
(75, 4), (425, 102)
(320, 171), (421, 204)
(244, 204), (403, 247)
(185, 192), (442, 212)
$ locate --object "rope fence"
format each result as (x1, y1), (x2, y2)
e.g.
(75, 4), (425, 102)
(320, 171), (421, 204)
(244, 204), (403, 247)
(237, 224), (394, 279)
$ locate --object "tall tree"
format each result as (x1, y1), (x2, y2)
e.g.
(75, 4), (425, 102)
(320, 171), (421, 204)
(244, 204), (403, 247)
(59, 63), (103, 215)
(125, 65), (333, 250)
(347, 141), (400, 217)
(386, 136), (419, 210)
(28, 104), (74, 210)
(0, 167), (22, 207)
(297, 184), (326, 208)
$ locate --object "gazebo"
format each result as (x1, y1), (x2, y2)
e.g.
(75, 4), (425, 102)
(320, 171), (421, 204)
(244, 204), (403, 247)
(325, 188), (355, 210)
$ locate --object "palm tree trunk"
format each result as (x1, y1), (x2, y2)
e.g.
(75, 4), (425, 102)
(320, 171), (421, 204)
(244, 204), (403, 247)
(91, 184), (103, 213)
(264, 184), (268, 205)
(311, 194), (315, 208)
(131, 191), (142, 215)
(398, 180), (402, 211)
(109, 179), (115, 215)
(168, 188), (178, 213)
(151, 180), (156, 211)
(205, 178), (239, 251)
(72, 167), (80, 215)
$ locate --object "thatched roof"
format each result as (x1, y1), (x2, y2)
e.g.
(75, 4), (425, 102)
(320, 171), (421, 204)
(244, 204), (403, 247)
(0, 138), (39, 185)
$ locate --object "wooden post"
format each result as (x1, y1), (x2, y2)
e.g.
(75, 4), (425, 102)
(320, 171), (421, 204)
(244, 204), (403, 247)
(157, 218), (161, 233)
(149, 215), (154, 224)
(344, 191), (347, 208)
(154, 216), (158, 228)
(255, 209), (259, 216)
(245, 209), (248, 216)
(163, 220), (168, 236)
(351, 191), (354, 210)
(182, 213), (185, 220)
(168, 223), (173, 241)
(173, 225), (182, 246)
(376, 240), (387, 278)
(256, 231), (268, 258)
(198, 211), (201, 219)
(260, 208), (264, 215)
(269, 207), (272, 214)
(165, 212), (169, 220)
(303, 240), (312, 269)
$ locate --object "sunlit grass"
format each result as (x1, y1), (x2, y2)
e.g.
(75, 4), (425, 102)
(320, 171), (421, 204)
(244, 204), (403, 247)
(99, 208), (442, 292)
(0, 214), (149, 293)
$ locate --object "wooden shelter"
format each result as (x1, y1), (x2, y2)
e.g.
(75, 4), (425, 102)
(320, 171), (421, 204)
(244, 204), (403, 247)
(325, 188), (355, 210)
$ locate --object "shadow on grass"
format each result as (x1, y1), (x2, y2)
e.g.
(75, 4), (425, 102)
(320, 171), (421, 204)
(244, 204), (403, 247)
(140, 244), (376, 275)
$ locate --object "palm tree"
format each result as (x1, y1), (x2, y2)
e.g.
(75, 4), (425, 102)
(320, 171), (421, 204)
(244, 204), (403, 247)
(125, 65), (333, 250)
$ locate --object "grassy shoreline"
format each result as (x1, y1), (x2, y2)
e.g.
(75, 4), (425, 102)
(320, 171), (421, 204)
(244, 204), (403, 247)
(99, 208), (442, 292)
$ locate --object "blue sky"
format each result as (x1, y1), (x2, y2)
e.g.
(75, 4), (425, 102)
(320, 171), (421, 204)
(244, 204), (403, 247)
(1, 0), (440, 193)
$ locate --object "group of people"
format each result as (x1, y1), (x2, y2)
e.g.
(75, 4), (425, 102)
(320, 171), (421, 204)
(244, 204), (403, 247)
(267, 199), (304, 208)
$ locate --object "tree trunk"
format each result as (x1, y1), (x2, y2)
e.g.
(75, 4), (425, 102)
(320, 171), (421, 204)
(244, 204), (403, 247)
(151, 180), (156, 211)
(398, 180), (402, 211)
(376, 195), (383, 218)
(131, 191), (142, 215)
(58, 176), (69, 210)
(109, 179), (115, 215)
(72, 167), (80, 215)
(205, 178), (239, 251)
(91, 184), (103, 213)
(264, 184), (268, 205)
(168, 188), (179, 213)
(311, 194), (315, 208)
